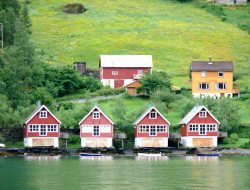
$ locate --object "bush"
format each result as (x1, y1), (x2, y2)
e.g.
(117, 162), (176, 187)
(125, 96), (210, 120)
(68, 134), (80, 144)
(241, 139), (250, 149)
(223, 133), (239, 144)
(64, 3), (87, 14)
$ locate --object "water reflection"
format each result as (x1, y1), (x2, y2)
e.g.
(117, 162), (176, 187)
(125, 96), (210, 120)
(24, 155), (60, 161)
(136, 155), (169, 161)
(185, 156), (219, 162)
(79, 155), (113, 161)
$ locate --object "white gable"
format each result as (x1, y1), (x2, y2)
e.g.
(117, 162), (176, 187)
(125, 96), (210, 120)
(180, 105), (220, 124)
(78, 106), (114, 125)
(100, 55), (153, 68)
(133, 106), (170, 126)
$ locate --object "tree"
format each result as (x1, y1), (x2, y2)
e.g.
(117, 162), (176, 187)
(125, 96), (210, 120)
(138, 71), (171, 96)
(213, 98), (240, 132)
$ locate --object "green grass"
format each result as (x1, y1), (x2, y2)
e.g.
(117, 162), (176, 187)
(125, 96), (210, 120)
(219, 138), (249, 148)
(4, 141), (24, 148)
(29, 0), (250, 87)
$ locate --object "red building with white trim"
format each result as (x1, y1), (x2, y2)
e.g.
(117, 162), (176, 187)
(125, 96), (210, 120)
(180, 105), (220, 147)
(23, 105), (61, 148)
(134, 106), (170, 148)
(79, 106), (114, 148)
(99, 55), (153, 88)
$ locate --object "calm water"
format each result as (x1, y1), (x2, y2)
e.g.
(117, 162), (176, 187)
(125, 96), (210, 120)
(0, 155), (249, 190)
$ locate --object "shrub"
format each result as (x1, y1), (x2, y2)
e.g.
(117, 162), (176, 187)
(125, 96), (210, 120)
(241, 139), (250, 149)
(68, 134), (80, 144)
(223, 133), (239, 144)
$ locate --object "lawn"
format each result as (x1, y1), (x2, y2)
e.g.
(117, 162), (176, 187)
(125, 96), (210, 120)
(29, 0), (250, 87)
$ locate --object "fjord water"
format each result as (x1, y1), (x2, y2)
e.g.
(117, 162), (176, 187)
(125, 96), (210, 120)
(0, 156), (249, 190)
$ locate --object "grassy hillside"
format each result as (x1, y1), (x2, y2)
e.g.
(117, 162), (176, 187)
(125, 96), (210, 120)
(30, 0), (250, 87)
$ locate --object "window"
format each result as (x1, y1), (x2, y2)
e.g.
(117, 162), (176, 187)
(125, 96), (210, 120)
(199, 83), (209, 90)
(93, 111), (100, 119)
(139, 125), (149, 132)
(112, 71), (118, 75)
(216, 83), (227, 90)
(201, 71), (207, 78)
(199, 111), (207, 118)
(157, 126), (166, 132)
(138, 70), (143, 75)
(40, 111), (47, 118)
(218, 72), (224, 77)
(189, 124), (199, 131)
(149, 112), (157, 119)
(199, 125), (206, 135)
(93, 126), (100, 136)
(40, 125), (47, 136)
(207, 125), (216, 132)
(150, 126), (156, 136)
(47, 125), (57, 132)
(29, 125), (39, 132)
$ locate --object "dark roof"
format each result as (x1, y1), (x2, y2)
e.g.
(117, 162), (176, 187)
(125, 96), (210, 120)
(191, 61), (233, 71)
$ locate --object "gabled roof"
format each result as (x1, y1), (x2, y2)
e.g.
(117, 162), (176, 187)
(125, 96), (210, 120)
(24, 105), (61, 124)
(124, 80), (141, 88)
(99, 55), (153, 68)
(78, 106), (114, 125)
(180, 105), (220, 124)
(191, 61), (233, 72)
(133, 106), (170, 126)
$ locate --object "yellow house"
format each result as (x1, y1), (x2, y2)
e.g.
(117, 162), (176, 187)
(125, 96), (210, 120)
(191, 60), (234, 98)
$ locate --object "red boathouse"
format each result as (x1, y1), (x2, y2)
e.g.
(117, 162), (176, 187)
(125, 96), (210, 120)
(79, 106), (115, 148)
(23, 105), (61, 147)
(180, 105), (220, 147)
(134, 106), (170, 148)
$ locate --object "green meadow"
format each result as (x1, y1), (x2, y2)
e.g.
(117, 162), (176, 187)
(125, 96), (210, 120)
(30, 0), (250, 87)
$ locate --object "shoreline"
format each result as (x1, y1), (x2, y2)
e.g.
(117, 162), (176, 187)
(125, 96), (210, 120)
(1, 147), (250, 157)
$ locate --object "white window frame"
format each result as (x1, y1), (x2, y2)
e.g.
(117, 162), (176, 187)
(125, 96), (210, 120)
(216, 83), (227, 90)
(189, 124), (199, 132)
(93, 125), (100, 136)
(39, 111), (47, 118)
(218, 72), (224, 77)
(138, 70), (143, 75)
(93, 111), (100, 119)
(149, 126), (157, 136)
(201, 71), (207, 78)
(199, 111), (207, 118)
(29, 125), (39, 132)
(39, 125), (47, 136)
(149, 112), (157, 119)
(199, 124), (207, 135)
(112, 71), (118, 75)
(47, 124), (57, 132)
(199, 83), (209, 90)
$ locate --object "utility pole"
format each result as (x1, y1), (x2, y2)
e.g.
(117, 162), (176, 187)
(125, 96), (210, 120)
(0, 23), (3, 53)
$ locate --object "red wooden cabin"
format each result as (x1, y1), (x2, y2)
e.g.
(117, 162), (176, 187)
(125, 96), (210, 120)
(23, 105), (61, 147)
(99, 55), (153, 88)
(79, 106), (114, 148)
(180, 105), (220, 147)
(134, 106), (170, 148)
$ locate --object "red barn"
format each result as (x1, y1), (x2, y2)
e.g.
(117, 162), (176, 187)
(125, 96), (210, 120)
(23, 105), (61, 148)
(134, 106), (170, 148)
(99, 55), (153, 88)
(79, 106), (114, 148)
(180, 105), (220, 147)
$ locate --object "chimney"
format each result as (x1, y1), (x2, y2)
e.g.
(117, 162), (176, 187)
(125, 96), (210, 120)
(195, 102), (200, 108)
(208, 57), (213, 65)
(37, 100), (42, 107)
